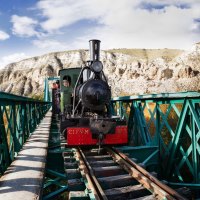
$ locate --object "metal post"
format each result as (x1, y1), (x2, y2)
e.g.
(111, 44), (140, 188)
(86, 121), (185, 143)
(0, 106), (11, 172)
(44, 78), (50, 102)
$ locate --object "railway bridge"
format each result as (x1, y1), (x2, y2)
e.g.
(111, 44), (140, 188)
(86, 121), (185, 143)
(0, 90), (199, 199)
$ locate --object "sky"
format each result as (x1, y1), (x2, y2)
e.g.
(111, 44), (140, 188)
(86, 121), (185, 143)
(0, 0), (200, 68)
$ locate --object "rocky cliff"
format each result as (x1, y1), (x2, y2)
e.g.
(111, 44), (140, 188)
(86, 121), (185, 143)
(0, 43), (200, 98)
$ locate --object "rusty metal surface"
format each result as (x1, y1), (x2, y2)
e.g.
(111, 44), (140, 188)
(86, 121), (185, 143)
(107, 147), (187, 200)
(75, 148), (102, 200)
(68, 147), (187, 200)
(77, 148), (152, 200)
(78, 148), (108, 200)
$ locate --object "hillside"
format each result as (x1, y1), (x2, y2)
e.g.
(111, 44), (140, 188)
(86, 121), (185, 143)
(0, 43), (200, 98)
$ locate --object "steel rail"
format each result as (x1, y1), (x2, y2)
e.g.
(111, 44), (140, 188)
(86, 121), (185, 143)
(74, 148), (100, 200)
(73, 147), (186, 200)
(77, 147), (108, 200)
(107, 147), (186, 200)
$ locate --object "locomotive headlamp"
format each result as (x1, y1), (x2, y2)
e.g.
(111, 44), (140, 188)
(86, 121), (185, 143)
(91, 61), (103, 73)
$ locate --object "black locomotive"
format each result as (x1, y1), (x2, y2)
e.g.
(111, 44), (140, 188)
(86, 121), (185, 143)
(52, 40), (127, 146)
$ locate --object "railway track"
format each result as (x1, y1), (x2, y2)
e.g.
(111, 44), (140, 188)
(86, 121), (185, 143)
(63, 147), (187, 200)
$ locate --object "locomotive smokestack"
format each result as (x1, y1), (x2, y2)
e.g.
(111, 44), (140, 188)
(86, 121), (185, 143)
(89, 39), (101, 61)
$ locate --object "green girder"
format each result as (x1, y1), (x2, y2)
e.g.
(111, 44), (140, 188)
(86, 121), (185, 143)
(111, 91), (200, 189)
(0, 91), (51, 174)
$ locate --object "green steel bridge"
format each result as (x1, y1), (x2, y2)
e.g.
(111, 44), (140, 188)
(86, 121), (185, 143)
(0, 90), (200, 199)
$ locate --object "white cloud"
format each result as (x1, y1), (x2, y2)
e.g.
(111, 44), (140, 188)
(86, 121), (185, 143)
(32, 39), (67, 51)
(91, 5), (199, 49)
(36, 0), (106, 32)
(0, 30), (10, 40)
(0, 53), (29, 69)
(35, 0), (200, 49)
(11, 15), (40, 37)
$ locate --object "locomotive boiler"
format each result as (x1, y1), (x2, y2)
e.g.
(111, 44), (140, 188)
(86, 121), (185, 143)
(53, 40), (128, 146)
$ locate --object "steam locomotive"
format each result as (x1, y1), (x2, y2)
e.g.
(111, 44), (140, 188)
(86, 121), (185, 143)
(52, 40), (127, 146)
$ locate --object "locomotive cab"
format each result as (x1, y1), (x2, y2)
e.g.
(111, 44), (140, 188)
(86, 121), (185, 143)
(58, 68), (81, 114)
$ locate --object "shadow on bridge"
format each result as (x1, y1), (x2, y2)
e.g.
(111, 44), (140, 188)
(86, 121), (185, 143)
(0, 111), (52, 199)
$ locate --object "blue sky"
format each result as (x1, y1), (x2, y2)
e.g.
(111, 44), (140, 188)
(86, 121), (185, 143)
(0, 0), (200, 68)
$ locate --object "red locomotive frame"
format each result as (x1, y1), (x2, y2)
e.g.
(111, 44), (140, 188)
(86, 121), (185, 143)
(66, 126), (128, 146)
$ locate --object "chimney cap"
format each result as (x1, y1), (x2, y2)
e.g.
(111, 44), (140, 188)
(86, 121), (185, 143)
(89, 39), (101, 43)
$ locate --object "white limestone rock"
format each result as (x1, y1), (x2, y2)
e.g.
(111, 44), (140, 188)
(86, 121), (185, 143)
(0, 43), (200, 98)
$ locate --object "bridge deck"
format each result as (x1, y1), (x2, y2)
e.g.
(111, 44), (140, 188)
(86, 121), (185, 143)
(0, 111), (52, 200)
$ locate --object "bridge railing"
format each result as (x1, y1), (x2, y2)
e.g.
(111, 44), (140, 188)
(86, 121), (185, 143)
(0, 91), (51, 174)
(111, 91), (200, 189)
